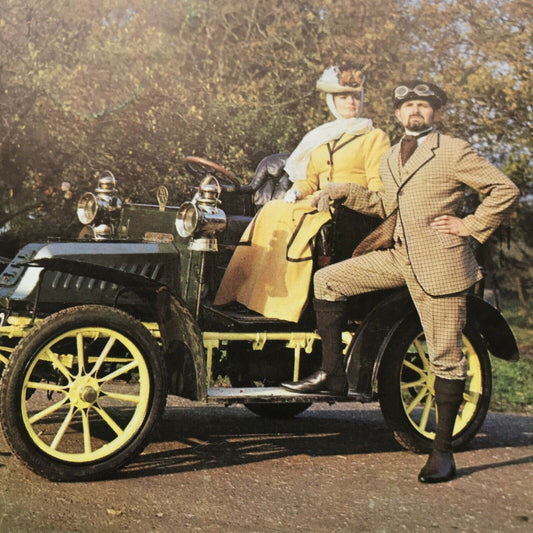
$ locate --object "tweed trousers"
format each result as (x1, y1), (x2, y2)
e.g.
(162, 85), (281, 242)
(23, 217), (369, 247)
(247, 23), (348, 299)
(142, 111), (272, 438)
(314, 241), (467, 380)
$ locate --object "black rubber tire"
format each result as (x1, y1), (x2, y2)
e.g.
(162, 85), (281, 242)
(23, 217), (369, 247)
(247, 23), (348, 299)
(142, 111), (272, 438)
(0, 305), (167, 481)
(244, 402), (311, 418)
(378, 314), (491, 453)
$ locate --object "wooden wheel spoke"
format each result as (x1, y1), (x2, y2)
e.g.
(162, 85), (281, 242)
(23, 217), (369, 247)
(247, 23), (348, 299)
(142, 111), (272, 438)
(102, 391), (141, 404)
(92, 405), (125, 437)
(418, 393), (435, 432)
(402, 359), (427, 377)
(405, 387), (429, 415)
(81, 409), (92, 454)
(50, 406), (76, 450)
(28, 395), (69, 424)
(90, 337), (117, 377)
(26, 381), (66, 393)
(76, 333), (86, 375)
(99, 361), (138, 384)
(400, 378), (425, 389)
(412, 339), (431, 370)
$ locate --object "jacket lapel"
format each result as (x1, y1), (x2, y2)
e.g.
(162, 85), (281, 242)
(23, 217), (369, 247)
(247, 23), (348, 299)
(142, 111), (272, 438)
(399, 131), (440, 188)
(387, 143), (402, 187)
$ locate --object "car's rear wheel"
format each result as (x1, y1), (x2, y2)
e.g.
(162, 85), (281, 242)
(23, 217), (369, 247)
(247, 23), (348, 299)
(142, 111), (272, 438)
(378, 315), (491, 453)
(0, 305), (167, 481)
(224, 342), (315, 419)
(244, 401), (311, 418)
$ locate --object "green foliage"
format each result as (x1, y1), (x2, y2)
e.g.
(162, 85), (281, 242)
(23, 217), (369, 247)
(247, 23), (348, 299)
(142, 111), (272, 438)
(491, 297), (533, 412)
(0, 0), (531, 249)
(491, 358), (533, 412)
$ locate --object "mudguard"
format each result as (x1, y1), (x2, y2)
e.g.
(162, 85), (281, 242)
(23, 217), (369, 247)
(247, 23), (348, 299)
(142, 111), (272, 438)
(25, 257), (207, 401)
(346, 289), (519, 397)
(0, 240), (185, 312)
(346, 289), (415, 397)
(466, 293), (519, 362)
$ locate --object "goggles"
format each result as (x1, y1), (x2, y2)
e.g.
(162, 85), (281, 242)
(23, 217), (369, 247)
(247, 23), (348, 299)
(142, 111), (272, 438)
(394, 84), (436, 100)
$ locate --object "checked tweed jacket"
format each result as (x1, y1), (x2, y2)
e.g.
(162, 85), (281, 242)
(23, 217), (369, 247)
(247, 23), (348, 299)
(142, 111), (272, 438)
(342, 131), (519, 296)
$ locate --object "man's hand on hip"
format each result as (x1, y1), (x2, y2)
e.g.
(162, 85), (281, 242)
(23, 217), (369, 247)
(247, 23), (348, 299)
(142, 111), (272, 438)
(431, 215), (470, 237)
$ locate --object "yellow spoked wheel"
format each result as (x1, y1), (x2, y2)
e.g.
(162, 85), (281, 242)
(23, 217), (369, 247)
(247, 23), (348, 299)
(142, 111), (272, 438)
(378, 317), (491, 453)
(0, 305), (167, 481)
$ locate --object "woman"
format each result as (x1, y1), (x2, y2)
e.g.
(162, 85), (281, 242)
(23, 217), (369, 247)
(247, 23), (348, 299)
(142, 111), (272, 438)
(214, 65), (390, 322)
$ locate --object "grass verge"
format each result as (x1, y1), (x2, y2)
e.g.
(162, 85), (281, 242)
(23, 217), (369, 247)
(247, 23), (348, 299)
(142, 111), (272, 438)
(490, 297), (533, 413)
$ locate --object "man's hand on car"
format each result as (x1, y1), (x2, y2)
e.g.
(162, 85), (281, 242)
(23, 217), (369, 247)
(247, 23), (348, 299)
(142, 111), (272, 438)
(310, 183), (351, 212)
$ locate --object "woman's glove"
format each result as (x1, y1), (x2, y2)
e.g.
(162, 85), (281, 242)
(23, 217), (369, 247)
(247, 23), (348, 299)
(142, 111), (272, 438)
(310, 183), (351, 212)
(284, 189), (302, 203)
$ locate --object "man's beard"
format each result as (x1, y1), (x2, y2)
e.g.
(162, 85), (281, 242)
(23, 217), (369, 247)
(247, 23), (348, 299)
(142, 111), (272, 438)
(407, 115), (430, 132)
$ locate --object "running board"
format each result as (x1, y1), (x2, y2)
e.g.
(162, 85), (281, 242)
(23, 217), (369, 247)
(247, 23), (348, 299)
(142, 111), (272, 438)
(206, 387), (371, 404)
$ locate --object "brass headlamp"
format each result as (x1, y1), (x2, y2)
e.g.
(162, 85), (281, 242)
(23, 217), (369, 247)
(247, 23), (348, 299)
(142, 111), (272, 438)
(176, 176), (226, 252)
(77, 172), (122, 239)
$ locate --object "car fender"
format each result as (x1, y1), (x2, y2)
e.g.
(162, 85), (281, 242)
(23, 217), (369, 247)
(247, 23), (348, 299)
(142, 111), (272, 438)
(153, 287), (207, 401)
(346, 290), (519, 398)
(346, 288), (415, 398)
(466, 294), (519, 362)
(27, 257), (207, 401)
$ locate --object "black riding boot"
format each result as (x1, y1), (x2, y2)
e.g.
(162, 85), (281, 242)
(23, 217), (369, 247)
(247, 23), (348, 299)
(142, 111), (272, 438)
(418, 377), (465, 483)
(281, 299), (348, 395)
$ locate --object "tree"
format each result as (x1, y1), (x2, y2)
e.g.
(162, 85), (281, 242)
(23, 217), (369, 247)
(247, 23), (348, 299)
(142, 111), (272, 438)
(0, 0), (530, 302)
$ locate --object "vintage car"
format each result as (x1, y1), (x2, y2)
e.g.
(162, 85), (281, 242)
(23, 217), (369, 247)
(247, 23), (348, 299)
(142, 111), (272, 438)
(0, 155), (519, 481)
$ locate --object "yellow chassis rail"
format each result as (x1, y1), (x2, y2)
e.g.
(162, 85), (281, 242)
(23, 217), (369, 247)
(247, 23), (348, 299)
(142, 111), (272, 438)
(203, 331), (320, 384)
(0, 316), (35, 365)
(203, 331), (353, 385)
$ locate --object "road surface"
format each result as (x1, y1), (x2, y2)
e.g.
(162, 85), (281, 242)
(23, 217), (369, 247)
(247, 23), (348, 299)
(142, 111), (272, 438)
(0, 399), (531, 532)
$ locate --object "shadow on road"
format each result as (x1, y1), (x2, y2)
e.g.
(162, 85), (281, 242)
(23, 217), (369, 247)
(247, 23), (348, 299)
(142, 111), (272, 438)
(457, 455), (533, 479)
(120, 403), (533, 480)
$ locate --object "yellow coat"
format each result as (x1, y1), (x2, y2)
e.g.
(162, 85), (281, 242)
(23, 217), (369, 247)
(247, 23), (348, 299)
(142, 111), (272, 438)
(214, 198), (331, 322)
(291, 128), (389, 197)
(214, 128), (390, 322)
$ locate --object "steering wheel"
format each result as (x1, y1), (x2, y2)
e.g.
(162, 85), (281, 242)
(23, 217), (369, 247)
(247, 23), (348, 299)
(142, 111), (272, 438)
(184, 156), (240, 188)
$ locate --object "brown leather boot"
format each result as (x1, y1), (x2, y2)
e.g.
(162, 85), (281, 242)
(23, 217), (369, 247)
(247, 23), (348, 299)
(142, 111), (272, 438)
(418, 377), (465, 483)
(281, 299), (348, 395)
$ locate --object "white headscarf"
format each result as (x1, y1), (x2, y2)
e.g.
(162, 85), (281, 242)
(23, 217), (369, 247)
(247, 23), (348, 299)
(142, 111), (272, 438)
(284, 94), (373, 182)
(285, 97), (374, 181)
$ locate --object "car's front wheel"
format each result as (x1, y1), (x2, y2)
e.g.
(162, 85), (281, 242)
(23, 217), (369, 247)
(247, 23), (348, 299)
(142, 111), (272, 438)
(0, 305), (167, 481)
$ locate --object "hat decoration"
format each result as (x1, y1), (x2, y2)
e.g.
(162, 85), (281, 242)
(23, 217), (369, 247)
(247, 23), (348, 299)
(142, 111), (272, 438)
(316, 65), (365, 93)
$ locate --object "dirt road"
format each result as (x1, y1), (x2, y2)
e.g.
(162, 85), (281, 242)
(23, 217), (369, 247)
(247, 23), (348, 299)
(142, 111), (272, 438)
(0, 400), (531, 532)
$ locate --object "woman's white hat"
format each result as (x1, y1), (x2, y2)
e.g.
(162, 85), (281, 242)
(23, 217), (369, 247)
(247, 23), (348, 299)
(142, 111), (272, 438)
(316, 65), (365, 93)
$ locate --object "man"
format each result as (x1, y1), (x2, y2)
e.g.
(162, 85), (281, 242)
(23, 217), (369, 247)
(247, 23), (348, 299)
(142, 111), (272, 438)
(281, 80), (520, 483)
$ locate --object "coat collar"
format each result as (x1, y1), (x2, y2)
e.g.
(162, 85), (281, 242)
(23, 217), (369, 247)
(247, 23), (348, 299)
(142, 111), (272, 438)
(388, 130), (440, 188)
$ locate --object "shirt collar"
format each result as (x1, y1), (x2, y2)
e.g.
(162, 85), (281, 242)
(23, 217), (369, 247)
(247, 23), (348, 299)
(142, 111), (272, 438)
(404, 127), (433, 138)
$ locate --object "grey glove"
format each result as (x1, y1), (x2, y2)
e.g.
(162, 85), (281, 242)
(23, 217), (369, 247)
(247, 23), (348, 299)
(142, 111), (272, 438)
(310, 182), (351, 212)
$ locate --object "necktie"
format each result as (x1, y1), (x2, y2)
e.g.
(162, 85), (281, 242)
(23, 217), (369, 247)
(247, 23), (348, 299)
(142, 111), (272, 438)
(400, 135), (418, 165)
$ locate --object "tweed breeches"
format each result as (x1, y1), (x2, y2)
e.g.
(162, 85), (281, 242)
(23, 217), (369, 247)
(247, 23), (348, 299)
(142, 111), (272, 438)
(314, 243), (467, 380)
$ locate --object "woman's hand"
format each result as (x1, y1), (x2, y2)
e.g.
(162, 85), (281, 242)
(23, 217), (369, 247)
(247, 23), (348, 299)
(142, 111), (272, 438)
(430, 215), (470, 236)
(310, 183), (351, 212)
(284, 189), (302, 203)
